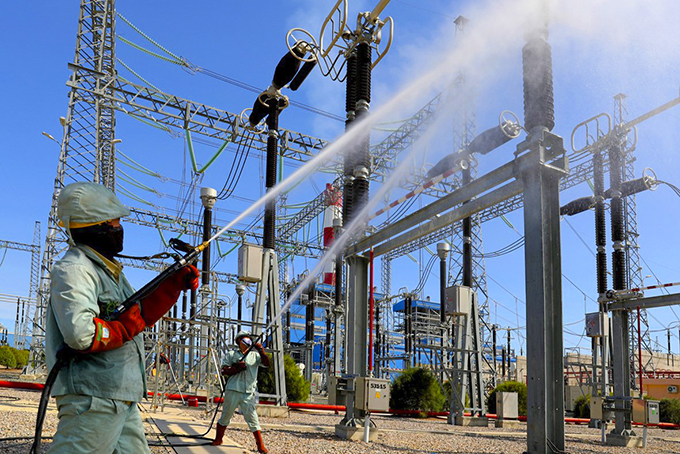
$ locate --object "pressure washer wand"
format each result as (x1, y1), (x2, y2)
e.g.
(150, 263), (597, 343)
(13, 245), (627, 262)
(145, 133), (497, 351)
(111, 238), (207, 318)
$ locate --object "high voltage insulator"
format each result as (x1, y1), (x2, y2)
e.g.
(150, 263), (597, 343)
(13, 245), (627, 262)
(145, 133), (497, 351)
(604, 176), (655, 199)
(428, 122), (518, 178)
(522, 31), (555, 132)
(561, 174), (656, 217)
(593, 152), (607, 295)
(272, 43), (307, 89)
(559, 196), (596, 216)
(290, 60), (317, 91)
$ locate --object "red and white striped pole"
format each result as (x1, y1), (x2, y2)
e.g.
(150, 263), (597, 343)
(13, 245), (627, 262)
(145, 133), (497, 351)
(322, 184), (342, 285)
(368, 164), (463, 222)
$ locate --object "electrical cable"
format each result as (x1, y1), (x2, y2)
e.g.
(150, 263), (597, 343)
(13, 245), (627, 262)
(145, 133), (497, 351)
(476, 237), (525, 259)
(657, 180), (680, 198)
(217, 130), (255, 200)
(116, 13), (343, 122)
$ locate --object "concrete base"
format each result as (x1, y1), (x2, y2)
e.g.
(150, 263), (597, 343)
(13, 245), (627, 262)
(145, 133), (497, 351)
(495, 419), (521, 429)
(455, 416), (489, 427)
(255, 404), (289, 418)
(334, 424), (380, 441)
(605, 433), (643, 447)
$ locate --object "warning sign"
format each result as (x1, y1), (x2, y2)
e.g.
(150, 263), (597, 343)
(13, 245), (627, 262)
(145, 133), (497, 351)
(375, 392), (381, 399)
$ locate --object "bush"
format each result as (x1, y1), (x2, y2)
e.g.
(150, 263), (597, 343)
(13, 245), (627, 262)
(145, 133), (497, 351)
(486, 381), (527, 416)
(573, 394), (590, 418)
(10, 348), (29, 369)
(442, 380), (469, 408)
(0, 346), (17, 369)
(258, 354), (311, 402)
(390, 367), (446, 413)
(660, 398), (680, 424)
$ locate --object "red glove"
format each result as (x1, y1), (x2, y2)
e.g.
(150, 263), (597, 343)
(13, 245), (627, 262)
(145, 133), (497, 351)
(140, 265), (200, 326)
(80, 304), (146, 353)
(221, 362), (247, 377)
(254, 344), (271, 367)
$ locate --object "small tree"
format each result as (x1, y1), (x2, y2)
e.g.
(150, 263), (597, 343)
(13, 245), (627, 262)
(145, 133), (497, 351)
(573, 394), (590, 418)
(10, 348), (29, 369)
(660, 398), (680, 424)
(0, 346), (17, 369)
(487, 381), (527, 416)
(390, 367), (446, 413)
(258, 354), (311, 402)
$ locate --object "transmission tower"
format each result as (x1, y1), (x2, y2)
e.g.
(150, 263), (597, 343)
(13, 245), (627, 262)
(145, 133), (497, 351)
(614, 93), (654, 389)
(31, 0), (119, 371)
(447, 15), (494, 386)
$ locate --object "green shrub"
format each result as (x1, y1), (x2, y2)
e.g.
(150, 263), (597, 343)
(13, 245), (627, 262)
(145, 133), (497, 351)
(258, 354), (311, 402)
(0, 346), (17, 369)
(10, 348), (29, 369)
(573, 394), (590, 418)
(442, 380), (469, 408)
(659, 398), (680, 424)
(486, 381), (527, 416)
(390, 367), (446, 413)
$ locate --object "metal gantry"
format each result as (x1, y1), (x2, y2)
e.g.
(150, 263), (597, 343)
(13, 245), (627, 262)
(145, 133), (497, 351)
(0, 222), (41, 349)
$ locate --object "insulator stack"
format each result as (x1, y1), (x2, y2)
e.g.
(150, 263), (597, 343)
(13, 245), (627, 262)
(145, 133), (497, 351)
(609, 144), (626, 291)
(467, 124), (513, 155)
(462, 168), (472, 287)
(201, 207), (212, 287)
(605, 176), (654, 199)
(263, 101), (279, 250)
(593, 152), (608, 295)
(560, 196), (595, 216)
(350, 43), (372, 218)
(345, 55), (357, 113)
(522, 32), (555, 132)
(272, 45), (304, 89)
(356, 43), (372, 105)
(290, 60), (317, 91)
(342, 54), (358, 225)
(351, 177), (370, 220)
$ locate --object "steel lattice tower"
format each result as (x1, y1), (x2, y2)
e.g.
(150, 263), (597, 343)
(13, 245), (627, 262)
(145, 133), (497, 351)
(614, 93), (654, 390)
(32, 0), (118, 370)
(447, 16), (494, 385)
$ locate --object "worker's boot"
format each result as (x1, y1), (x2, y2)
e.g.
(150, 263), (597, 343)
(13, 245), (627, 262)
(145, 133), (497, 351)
(253, 430), (268, 453)
(211, 423), (227, 446)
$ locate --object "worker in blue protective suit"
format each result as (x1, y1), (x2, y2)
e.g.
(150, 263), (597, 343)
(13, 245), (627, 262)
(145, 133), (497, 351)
(212, 331), (271, 452)
(46, 182), (199, 454)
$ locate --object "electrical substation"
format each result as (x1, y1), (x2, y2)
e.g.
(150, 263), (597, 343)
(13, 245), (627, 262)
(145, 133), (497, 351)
(2, 0), (680, 453)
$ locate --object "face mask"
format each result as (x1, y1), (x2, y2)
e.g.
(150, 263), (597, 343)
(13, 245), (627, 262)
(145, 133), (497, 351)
(71, 223), (124, 259)
(240, 338), (252, 348)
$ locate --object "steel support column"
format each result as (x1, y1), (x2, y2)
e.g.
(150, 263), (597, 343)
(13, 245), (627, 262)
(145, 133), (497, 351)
(346, 255), (369, 376)
(521, 136), (566, 454)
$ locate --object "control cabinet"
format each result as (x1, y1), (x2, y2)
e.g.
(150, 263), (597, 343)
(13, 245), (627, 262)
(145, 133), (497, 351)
(585, 312), (608, 338)
(238, 244), (262, 283)
(445, 285), (472, 316)
(355, 377), (390, 412)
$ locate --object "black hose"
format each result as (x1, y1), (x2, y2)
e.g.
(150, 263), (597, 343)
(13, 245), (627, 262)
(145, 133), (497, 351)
(157, 385), (226, 439)
(30, 356), (69, 454)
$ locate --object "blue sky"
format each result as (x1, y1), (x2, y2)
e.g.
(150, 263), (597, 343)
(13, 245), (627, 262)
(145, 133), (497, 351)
(1, 0), (679, 357)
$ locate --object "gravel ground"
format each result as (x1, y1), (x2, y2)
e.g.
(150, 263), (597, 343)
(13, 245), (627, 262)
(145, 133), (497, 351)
(0, 388), (171, 454)
(169, 403), (680, 453)
(2, 388), (680, 453)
